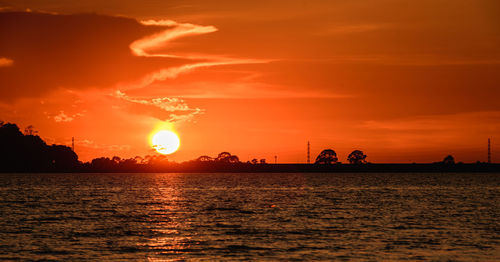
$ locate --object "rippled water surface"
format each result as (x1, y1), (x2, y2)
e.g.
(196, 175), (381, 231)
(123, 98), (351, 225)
(0, 173), (499, 261)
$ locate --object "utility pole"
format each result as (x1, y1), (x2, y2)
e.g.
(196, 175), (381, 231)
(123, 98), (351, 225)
(274, 155), (277, 164)
(307, 141), (310, 164)
(72, 137), (75, 152)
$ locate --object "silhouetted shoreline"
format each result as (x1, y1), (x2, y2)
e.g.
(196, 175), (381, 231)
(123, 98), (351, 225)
(78, 162), (500, 173)
(1, 122), (498, 173)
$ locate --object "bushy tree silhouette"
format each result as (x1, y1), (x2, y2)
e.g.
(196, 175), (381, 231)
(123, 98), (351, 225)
(443, 155), (455, 164)
(315, 149), (338, 164)
(347, 150), (367, 164)
(216, 152), (240, 163)
(24, 125), (38, 136)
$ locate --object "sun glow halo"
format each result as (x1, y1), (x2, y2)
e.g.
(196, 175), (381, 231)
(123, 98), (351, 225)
(151, 130), (180, 155)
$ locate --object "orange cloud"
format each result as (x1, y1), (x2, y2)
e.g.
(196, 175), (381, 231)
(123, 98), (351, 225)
(130, 19), (217, 58)
(125, 19), (271, 92)
(114, 90), (203, 123)
(0, 57), (13, 67)
(51, 111), (84, 123)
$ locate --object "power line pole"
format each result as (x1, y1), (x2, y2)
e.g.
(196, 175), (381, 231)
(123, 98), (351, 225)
(72, 137), (75, 152)
(307, 141), (310, 164)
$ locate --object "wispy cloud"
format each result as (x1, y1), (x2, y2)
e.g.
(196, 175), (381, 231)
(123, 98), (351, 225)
(78, 139), (131, 151)
(50, 110), (84, 122)
(323, 23), (388, 35)
(122, 58), (268, 91)
(130, 19), (217, 58)
(125, 19), (270, 90)
(0, 57), (13, 67)
(115, 90), (203, 123)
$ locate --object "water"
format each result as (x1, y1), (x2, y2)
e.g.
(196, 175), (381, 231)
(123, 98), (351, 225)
(0, 173), (499, 261)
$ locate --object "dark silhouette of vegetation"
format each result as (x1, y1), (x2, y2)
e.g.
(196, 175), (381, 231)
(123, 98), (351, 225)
(215, 152), (240, 163)
(315, 149), (338, 164)
(1, 121), (498, 173)
(443, 155), (455, 164)
(0, 122), (78, 172)
(348, 150), (367, 164)
(24, 125), (38, 136)
(196, 155), (214, 162)
(82, 154), (176, 172)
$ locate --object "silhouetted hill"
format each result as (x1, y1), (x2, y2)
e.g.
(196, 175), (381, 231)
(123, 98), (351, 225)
(0, 122), (78, 172)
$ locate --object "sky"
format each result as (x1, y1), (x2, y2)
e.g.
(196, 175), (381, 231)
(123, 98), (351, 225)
(0, 0), (499, 163)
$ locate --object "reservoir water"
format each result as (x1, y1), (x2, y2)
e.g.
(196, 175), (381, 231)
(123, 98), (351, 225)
(0, 173), (499, 260)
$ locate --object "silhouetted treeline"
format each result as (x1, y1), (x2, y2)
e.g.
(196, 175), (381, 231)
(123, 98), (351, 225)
(80, 152), (243, 172)
(1, 121), (498, 173)
(78, 151), (499, 173)
(0, 122), (78, 172)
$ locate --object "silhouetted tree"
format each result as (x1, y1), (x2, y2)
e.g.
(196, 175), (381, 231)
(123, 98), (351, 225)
(229, 155), (240, 163)
(196, 155), (214, 162)
(216, 152), (240, 163)
(216, 152), (232, 162)
(443, 155), (455, 164)
(24, 125), (38, 136)
(348, 150), (367, 164)
(134, 156), (144, 164)
(315, 149), (338, 164)
(251, 158), (258, 164)
(112, 156), (121, 164)
(91, 157), (114, 170)
(145, 154), (169, 165)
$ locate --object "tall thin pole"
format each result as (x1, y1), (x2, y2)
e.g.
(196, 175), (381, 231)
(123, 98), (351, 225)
(488, 138), (491, 164)
(307, 141), (310, 164)
(72, 137), (75, 152)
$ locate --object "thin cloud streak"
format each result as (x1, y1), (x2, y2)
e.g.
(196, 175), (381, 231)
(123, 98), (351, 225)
(126, 58), (269, 91)
(322, 23), (389, 35)
(126, 19), (271, 91)
(129, 19), (217, 58)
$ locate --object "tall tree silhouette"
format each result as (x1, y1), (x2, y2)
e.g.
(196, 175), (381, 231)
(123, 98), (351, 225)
(315, 149), (338, 164)
(443, 155), (455, 164)
(347, 150), (367, 164)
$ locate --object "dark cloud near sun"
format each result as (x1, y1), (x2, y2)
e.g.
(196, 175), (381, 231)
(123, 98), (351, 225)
(0, 11), (192, 101)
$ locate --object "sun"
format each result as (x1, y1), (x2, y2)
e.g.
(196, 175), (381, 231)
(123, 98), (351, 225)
(151, 130), (180, 155)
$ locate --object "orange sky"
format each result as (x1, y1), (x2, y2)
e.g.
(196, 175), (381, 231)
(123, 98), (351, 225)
(0, 0), (499, 163)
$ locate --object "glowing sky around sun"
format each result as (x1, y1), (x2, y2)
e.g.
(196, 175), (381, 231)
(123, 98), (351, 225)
(0, 0), (499, 163)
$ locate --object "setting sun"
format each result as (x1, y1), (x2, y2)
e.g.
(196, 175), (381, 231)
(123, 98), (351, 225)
(151, 130), (180, 155)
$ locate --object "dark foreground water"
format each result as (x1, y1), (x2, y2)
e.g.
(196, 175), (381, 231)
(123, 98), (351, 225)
(0, 173), (499, 261)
